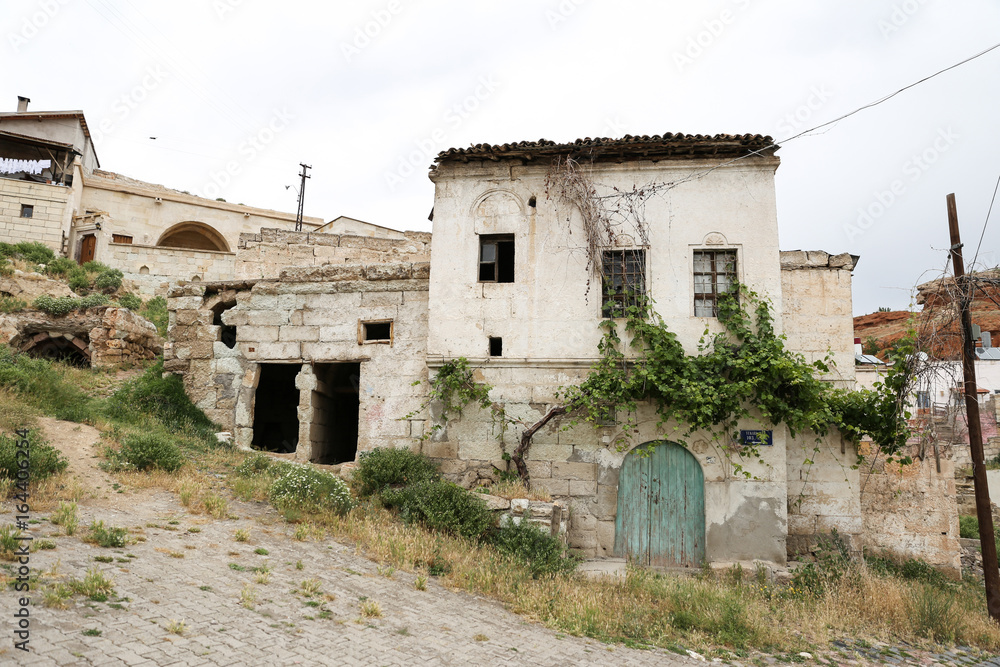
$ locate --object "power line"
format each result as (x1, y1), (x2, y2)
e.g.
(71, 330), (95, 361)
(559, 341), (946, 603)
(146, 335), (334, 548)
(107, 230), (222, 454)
(666, 41), (1000, 189)
(972, 172), (1000, 270)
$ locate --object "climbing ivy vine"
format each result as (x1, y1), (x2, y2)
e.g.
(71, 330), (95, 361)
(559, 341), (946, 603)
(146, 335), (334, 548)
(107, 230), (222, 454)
(419, 288), (913, 485)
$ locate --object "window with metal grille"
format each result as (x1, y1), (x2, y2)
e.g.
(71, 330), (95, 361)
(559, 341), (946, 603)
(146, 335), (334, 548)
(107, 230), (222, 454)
(693, 250), (737, 317)
(601, 249), (645, 318)
(478, 234), (515, 283)
(20, 204), (33, 218)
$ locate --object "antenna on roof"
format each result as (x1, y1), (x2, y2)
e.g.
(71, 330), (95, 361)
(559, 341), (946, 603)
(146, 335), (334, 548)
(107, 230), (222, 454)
(295, 163), (311, 232)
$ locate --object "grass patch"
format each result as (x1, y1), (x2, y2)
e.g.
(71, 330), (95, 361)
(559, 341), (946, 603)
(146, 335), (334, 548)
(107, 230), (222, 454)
(84, 521), (131, 548)
(0, 428), (68, 484)
(51, 501), (79, 535)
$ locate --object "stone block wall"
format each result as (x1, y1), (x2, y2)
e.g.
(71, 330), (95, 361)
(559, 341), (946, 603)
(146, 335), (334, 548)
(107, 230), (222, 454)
(235, 228), (431, 280)
(861, 443), (960, 576)
(165, 262), (430, 460)
(0, 179), (71, 250)
(106, 242), (236, 296)
(424, 362), (791, 562)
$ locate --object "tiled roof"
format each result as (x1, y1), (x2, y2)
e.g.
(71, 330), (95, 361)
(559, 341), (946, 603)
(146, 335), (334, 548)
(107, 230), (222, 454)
(434, 133), (776, 164)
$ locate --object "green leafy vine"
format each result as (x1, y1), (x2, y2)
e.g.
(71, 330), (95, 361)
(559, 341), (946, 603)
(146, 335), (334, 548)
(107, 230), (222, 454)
(413, 287), (913, 486)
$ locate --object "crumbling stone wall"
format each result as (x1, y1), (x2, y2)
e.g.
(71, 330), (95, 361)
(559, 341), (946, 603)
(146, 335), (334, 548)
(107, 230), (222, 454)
(0, 306), (162, 368)
(780, 251), (863, 558)
(165, 262), (430, 461)
(861, 443), (960, 576)
(235, 228), (431, 280)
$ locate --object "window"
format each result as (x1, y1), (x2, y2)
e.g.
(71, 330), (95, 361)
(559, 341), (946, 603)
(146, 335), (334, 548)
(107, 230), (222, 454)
(479, 234), (515, 283)
(915, 391), (931, 409)
(359, 319), (393, 345)
(693, 250), (737, 317)
(112, 234), (133, 244)
(489, 336), (503, 357)
(601, 249), (645, 318)
(20, 204), (33, 218)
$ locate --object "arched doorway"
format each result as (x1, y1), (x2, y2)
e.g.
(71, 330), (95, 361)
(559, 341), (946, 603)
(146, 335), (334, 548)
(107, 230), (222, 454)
(615, 441), (705, 567)
(156, 222), (230, 252)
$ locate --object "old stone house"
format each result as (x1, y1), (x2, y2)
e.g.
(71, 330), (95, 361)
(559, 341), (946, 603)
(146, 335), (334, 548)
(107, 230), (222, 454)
(165, 133), (883, 569)
(0, 97), (397, 293)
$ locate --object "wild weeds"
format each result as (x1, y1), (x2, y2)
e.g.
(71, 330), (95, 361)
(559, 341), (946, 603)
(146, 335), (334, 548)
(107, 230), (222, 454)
(51, 501), (79, 536)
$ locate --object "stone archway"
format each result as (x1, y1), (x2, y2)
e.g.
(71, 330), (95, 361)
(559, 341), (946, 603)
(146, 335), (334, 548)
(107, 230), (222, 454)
(157, 222), (230, 252)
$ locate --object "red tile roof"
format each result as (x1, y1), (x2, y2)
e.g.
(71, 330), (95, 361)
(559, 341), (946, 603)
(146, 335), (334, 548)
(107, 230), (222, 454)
(434, 133), (777, 164)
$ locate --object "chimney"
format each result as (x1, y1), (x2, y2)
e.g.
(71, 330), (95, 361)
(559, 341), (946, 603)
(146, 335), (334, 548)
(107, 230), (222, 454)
(16, 96), (29, 113)
(854, 337), (863, 356)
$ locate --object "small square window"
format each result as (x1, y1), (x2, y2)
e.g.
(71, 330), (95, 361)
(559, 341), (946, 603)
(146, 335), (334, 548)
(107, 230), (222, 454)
(489, 336), (503, 357)
(20, 204), (33, 218)
(601, 249), (645, 318)
(359, 320), (393, 345)
(479, 234), (515, 283)
(693, 250), (737, 317)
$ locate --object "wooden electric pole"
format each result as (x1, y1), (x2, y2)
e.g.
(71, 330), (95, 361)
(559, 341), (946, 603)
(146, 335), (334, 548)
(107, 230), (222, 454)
(947, 192), (1000, 623)
(295, 163), (311, 232)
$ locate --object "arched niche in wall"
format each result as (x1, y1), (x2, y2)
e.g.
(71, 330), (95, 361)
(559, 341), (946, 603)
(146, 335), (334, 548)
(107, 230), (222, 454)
(471, 190), (524, 235)
(156, 221), (231, 252)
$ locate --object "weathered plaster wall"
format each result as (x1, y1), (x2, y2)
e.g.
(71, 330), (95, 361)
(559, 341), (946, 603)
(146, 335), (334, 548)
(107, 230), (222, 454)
(80, 174), (321, 253)
(235, 228), (431, 280)
(426, 158), (783, 361)
(105, 242), (235, 295)
(780, 252), (862, 557)
(425, 362), (789, 563)
(0, 179), (72, 250)
(861, 444), (960, 576)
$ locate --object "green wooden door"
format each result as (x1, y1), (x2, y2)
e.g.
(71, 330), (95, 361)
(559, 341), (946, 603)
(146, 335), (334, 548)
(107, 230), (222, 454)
(614, 442), (705, 567)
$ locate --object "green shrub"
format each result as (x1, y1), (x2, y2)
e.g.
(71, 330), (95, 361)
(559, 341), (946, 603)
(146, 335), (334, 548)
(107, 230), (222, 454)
(909, 584), (964, 643)
(86, 520), (130, 548)
(93, 268), (123, 293)
(960, 514), (981, 539)
(0, 296), (26, 314)
(104, 361), (217, 440)
(67, 266), (91, 292)
(79, 293), (110, 309)
(492, 514), (576, 578)
(0, 261), (12, 277)
(9, 242), (55, 265)
(235, 452), (273, 476)
(0, 243), (14, 260)
(269, 465), (354, 515)
(113, 432), (184, 472)
(0, 429), (68, 483)
(140, 296), (168, 336)
(0, 345), (96, 422)
(383, 480), (494, 541)
(81, 261), (111, 274)
(45, 257), (76, 277)
(353, 447), (441, 498)
(117, 293), (142, 311)
(32, 294), (79, 316)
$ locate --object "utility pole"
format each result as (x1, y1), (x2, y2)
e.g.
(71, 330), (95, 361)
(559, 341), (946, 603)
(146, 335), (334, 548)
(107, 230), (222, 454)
(947, 192), (1000, 623)
(295, 163), (311, 232)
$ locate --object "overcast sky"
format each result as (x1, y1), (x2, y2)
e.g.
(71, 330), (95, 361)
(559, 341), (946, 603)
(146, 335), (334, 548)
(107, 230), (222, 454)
(5, 0), (999, 315)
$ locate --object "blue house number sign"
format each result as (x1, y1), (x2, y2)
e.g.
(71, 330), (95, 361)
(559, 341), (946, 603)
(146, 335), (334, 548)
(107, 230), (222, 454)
(740, 430), (773, 447)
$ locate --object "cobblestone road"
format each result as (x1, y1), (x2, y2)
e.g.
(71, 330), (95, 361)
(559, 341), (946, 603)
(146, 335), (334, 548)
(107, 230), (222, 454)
(1, 492), (709, 666)
(0, 491), (998, 666)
